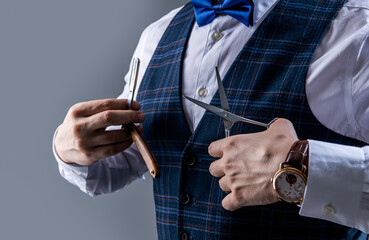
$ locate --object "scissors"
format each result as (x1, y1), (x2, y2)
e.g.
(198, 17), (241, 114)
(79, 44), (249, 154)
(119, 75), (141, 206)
(183, 67), (277, 138)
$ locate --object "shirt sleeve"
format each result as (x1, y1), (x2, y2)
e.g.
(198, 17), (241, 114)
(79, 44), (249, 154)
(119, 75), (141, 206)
(300, 141), (369, 233)
(300, 3), (369, 233)
(301, 71), (369, 229)
(53, 7), (183, 196)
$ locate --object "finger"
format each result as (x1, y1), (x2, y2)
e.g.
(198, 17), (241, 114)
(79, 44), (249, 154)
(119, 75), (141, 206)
(222, 192), (241, 211)
(218, 177), (231, 192)
(84, 129), (132, 148)
(90, 140), (134, 160)
(208, 139), (225, 158)
(71, 99), (141, 117)
(209, 159), (225, 178)
(87, 110), (145, 130)
(135, 125), (144, 134)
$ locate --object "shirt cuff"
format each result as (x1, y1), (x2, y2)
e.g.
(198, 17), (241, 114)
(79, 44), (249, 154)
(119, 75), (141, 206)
(52, 126), (147, 197)
(52, 126), (89, 193)
(300, 140), (369, 233)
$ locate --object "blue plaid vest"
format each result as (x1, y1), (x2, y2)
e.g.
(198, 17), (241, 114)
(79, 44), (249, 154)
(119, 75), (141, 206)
(136, 1), (367, 239)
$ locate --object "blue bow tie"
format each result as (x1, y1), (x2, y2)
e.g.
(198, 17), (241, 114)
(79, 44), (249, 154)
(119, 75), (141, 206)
(192, 0), (253, 27)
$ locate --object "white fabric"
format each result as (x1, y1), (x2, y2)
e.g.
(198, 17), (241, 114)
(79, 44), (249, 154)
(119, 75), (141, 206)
(301, 141), (369, 232)
(54, 0), (369, 233)
(54, 127), (147, 196)
(306, 0), (369, 143)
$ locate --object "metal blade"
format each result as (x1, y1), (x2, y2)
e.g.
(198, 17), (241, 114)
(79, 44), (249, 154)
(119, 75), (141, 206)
(183, 95), (270, 129)
(128, 58), (140, 109)
(215, 67), (233, 136)
(215, 67), (230, 112)
(183, 95), (233, 121)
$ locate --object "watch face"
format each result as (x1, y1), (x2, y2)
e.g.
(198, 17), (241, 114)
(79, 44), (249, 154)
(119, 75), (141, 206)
(274, 169), (306, 203)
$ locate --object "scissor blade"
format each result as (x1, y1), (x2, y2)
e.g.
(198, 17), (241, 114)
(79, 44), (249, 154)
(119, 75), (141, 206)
(215, 67), (230, 112)
(183, 95), (270, 129)
(128, 58), (140, 109)
(183, 95), (232, 120)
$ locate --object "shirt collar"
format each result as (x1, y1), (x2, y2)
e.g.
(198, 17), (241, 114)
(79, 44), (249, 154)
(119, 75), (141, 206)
(253, 0), (279, 24)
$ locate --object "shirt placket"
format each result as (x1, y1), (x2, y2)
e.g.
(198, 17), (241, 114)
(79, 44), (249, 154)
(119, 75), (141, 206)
(191, 18), (226, 131)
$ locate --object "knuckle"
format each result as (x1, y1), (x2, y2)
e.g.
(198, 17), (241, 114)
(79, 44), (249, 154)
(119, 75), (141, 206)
(100, 99), (114, 110)
(273, 118), (295, 133)
(102, 111), (115, 124)
(69, 103), (83, 118)
(277, 118), (291, 126)
(73, 122), (86, 136)
(228, 176), (236, 185)
(223, 140), (235, 153)
(82, 150), (93, 160)
(224, 158), (233, 170)
(75, 138), (85, 150)
(227, 137), (236, 146)
(127, 111), (138, 122)
(232, 190), (243, 204)
(261, 150), (272, 163)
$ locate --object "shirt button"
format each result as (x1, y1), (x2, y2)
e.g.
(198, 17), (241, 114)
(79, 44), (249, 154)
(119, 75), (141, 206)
(179, 231), (189, 240)
(183, 153), (197, 166)
(323, 205), (335, 216)
(198, 87), (208, 97)
(180, 193), (191, 205)
(213, 31), (224, 41)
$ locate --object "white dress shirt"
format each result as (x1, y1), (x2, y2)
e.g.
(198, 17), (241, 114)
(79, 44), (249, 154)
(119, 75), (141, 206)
(54, 0), (369, 233)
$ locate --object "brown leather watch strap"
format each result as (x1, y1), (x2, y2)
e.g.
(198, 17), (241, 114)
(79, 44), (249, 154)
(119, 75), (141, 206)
(283, 140), (309, 176)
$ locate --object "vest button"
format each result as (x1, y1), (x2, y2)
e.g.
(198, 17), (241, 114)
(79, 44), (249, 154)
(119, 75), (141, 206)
(183, 153), (197, 166)
(179, 231), (189, 240)
(179, 193), (191, 205)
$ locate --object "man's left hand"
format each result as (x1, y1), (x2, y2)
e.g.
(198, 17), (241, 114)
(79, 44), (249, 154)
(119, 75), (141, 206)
(208, 118), (298, 211)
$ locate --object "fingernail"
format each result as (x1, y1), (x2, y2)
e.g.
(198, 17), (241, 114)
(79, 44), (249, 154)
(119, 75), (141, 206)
(138, 112), (145, 122)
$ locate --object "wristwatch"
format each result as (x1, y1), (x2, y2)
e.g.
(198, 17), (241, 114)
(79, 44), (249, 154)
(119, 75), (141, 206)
(271, 140), (309, 205)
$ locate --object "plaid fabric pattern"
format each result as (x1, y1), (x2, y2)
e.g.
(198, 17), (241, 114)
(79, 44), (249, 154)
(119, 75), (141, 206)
(136, 1), (367, 239)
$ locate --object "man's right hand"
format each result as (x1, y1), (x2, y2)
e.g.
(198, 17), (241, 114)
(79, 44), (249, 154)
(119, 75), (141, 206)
(54, 99), (145, 166)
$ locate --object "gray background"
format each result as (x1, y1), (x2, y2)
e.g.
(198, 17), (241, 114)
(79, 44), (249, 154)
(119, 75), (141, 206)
(0, 0), (184, 239)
